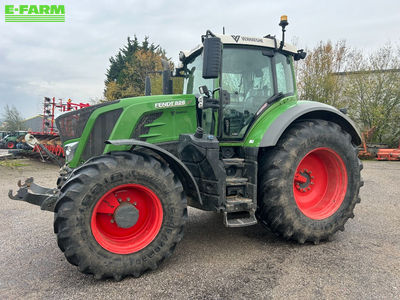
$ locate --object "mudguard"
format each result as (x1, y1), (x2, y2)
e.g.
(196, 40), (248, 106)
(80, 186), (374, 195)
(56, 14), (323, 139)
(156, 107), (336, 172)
(106, 139), (203, 206)
(259, 101), (362, 147)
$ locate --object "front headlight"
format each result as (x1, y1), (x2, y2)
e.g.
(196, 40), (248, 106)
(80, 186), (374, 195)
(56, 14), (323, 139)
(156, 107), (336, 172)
(64, 142), (79, 162)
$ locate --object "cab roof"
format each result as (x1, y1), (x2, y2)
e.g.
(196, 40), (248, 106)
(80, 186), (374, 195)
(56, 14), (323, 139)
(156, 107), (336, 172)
(180, 33), (298, 62)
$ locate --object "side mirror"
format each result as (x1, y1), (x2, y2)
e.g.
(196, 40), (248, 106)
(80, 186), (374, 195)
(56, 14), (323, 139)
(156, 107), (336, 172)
(294, 49), (307, 61)
(202, 37), (222, 79)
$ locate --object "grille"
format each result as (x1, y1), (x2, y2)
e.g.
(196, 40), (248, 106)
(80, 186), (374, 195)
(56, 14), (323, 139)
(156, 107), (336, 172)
(132, 112), (162, 140)
(81, 109), (123, 161)
(55, 100), (120, 144)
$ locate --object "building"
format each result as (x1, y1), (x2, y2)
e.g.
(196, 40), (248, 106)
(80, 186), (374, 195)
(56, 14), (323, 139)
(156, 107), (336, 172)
(23, 115), (43, 132)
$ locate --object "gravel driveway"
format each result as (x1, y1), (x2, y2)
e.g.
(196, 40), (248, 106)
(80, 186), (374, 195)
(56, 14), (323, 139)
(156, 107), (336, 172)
(0, 159), (399, 299)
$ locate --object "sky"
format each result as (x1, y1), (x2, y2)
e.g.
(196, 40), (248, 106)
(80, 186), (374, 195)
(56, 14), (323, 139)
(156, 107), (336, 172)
(0, 0), (399, 119)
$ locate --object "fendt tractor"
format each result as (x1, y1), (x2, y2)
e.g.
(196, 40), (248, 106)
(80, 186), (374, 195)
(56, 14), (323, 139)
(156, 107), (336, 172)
(9, 16), (363, 280)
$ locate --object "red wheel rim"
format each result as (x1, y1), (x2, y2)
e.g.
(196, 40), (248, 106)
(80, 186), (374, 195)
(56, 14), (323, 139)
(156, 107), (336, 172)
(293, 147), (348, 220)
(7, 142), (14, 149)
(91, 184), (163, 254)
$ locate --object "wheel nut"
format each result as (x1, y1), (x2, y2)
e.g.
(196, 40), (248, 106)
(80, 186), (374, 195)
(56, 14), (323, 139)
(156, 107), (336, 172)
(311, 182), (314, 185)
(127, 198), (130, 202)
(311, 176), (315, 179)
(307, 187), (311, 191)
(118, 198), (122, 202)
(110, 219), (114, 223)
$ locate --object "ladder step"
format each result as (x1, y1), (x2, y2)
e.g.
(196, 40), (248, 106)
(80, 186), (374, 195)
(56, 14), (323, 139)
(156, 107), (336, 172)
(226, 196), (252, 205)
(225, 196), (254, 212)
(223, 158), (245, 167)
(226, 177), (248, 186)
(223, 211), (258, 227)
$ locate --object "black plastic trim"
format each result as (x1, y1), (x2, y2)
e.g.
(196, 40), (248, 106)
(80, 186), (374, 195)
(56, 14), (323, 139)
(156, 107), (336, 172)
(106, 139), (202, 206)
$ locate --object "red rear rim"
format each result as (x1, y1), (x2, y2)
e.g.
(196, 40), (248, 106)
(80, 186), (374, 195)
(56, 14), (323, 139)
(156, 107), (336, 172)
(293, 147), (348, 220)
(91, 184), (163, 254)
(7, 142), (14, 149)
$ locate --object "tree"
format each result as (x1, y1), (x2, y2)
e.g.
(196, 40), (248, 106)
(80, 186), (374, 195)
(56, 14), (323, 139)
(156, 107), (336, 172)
(296, 41), (400, 147)
(296, 40), (349, 108)
(1, 105), (26, 131)
(104, 36), (171, 100)
(345, 45), (400, 146)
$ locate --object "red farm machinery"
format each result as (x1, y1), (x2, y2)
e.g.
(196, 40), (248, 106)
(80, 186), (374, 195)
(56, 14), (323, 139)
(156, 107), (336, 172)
(29, 97), (89, 158)
(358, 127), (400, 161)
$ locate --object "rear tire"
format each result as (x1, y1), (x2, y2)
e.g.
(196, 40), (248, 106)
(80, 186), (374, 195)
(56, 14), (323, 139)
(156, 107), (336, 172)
(257, 120), (362, 244)
(54, 151), (187, 280)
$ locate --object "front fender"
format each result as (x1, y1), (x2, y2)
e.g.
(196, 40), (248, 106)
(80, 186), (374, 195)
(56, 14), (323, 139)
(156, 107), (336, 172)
(257, 100), (361, 147)
(106, 139), (202, 207)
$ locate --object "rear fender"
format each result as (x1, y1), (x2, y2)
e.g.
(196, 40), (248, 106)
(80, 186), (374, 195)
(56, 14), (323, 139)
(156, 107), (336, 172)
(259, 101), (362, 147)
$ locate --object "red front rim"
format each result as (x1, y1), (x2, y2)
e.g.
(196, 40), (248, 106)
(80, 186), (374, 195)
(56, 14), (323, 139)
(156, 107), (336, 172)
(7, 142), (14, 149)
(91, 184), (163, 254)
(293, 147), (348, 220)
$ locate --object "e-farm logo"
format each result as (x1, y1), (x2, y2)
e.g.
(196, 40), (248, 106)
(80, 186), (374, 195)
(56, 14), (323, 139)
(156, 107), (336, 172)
(4, 4), (65, 22)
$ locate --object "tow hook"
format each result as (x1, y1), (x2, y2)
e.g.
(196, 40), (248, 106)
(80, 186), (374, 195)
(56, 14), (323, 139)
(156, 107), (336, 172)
(8, 177), (59, 212)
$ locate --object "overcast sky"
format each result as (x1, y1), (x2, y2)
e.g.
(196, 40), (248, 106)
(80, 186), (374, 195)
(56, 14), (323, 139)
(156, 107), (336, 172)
(0, 0), (399, 118)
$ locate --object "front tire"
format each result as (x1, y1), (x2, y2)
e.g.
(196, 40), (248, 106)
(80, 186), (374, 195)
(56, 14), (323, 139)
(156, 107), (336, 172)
(257, 120), (362, 244)
(54, 152), (187, 280)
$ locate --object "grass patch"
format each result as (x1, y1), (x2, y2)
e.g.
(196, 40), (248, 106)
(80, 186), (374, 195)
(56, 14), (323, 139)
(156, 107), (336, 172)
(0, 160), (29, 168)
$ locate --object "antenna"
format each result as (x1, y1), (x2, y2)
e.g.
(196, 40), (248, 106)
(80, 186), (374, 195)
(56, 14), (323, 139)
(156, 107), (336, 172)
(223, 26), (225, 34)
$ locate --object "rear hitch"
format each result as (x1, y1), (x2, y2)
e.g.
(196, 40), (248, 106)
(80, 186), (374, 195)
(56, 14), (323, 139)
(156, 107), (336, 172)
(8, 177), (59, 212)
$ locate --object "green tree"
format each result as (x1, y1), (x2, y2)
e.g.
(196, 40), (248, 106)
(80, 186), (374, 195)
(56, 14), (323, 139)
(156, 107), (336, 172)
(104, 36), (172, 100)
(1, 105), (26, 131)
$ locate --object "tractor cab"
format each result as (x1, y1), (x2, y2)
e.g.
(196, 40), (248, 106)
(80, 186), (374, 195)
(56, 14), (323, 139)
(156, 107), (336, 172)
(179, 28), (305, 140)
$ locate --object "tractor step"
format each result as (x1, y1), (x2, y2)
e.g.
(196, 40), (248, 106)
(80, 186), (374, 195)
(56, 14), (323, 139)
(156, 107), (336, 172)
(223, 211), (258, 227)
(226, 177), (248, 186)
(225, 196), (254, 212)
(223, 158), (245, 168)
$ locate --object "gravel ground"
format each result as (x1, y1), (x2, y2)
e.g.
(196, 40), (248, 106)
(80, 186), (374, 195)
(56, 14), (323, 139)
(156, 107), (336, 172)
(0, 159), (399, 299)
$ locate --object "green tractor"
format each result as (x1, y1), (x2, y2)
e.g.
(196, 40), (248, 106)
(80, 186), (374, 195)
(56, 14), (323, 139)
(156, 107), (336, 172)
(0, 131), (27, 149)
(9, 17), (362, 280)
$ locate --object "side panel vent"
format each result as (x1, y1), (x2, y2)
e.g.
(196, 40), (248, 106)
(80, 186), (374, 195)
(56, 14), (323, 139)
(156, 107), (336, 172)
(132, 112), (163, 140)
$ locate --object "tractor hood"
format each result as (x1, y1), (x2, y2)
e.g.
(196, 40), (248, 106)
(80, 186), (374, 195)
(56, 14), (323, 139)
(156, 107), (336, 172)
(56, 94), (197, 167)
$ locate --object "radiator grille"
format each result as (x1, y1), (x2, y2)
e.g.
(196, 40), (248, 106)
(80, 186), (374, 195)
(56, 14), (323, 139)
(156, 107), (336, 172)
(81, 109), (123, 161)
(55, 100), (120, 144)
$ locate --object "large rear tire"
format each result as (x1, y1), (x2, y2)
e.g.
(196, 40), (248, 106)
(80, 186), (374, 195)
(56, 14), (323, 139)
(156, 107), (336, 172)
(54, 151), (187, 280)
(257, 120), (363, 244)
